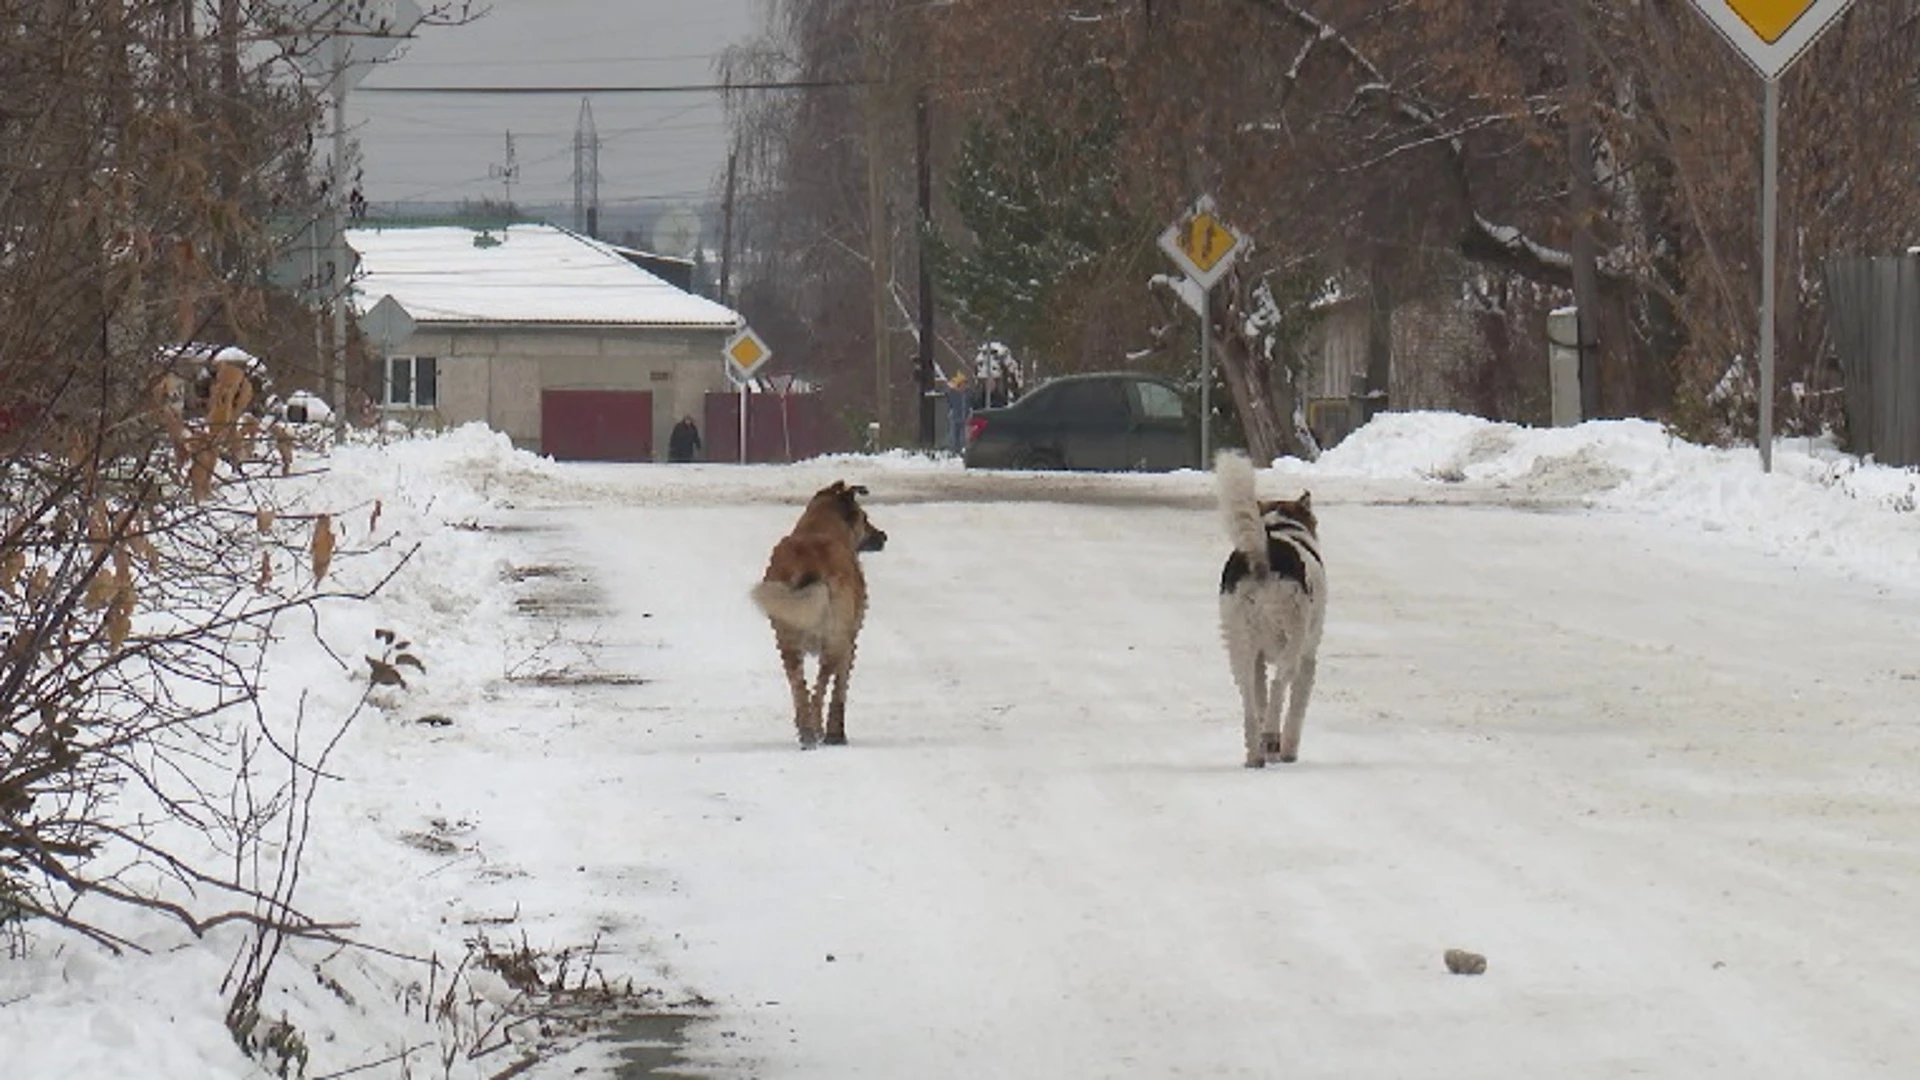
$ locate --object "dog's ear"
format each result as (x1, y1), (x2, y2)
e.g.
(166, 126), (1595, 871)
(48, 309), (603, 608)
(1298, 491), (1312, 512)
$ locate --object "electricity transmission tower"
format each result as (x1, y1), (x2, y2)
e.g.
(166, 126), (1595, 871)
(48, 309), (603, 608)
(488, 131), (519, 212)
(572, 98), (601, 237)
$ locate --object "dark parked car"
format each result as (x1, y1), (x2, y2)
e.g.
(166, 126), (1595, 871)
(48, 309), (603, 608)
(962, 372), (1199, 471)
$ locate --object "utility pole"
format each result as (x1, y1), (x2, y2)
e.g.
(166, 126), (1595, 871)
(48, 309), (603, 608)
(863, 8), (891, 448)
(216, 0), (242, 299)
(720, 148), (738, 307)
(1565, 0), (1603, 420)
(296, 1), (423, 418)
(915, 88), (935, 446)
(330, 30), (349, 416)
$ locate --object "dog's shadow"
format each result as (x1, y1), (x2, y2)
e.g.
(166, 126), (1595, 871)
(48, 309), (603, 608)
(1102, 756), (1375, 777)
(644, 732), (973, 757)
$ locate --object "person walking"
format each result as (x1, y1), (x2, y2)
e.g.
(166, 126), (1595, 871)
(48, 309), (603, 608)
(944, 370), (971, 454)
(668, 415), (702, 462)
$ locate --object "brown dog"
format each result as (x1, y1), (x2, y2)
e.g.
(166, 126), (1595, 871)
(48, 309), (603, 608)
(750, 481), (887, 748)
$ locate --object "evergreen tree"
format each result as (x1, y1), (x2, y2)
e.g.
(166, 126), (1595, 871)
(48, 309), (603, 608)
(927, 84), (1135, 355)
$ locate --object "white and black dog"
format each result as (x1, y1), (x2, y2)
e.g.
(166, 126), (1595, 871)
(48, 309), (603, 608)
(1216, 449), (1327, 768)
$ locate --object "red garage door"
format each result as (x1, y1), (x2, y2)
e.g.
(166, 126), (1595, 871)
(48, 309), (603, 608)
(540, 389), (653, 462)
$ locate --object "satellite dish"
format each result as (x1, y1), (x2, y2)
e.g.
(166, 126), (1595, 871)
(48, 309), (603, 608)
(650, 206), (702, 257)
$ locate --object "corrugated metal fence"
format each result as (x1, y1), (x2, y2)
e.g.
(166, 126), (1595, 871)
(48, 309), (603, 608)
(1824, 255), (1920, 467)
(702, 390), (851, 464)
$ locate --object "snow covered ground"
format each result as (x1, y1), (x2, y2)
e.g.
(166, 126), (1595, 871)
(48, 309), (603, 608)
(6, 413), (1920, 1079)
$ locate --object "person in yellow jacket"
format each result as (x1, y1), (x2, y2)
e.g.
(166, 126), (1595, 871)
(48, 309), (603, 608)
(943, 370), (971, 454)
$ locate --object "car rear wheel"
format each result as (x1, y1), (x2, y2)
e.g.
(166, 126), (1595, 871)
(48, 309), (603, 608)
(1020, 448), (1064, 471)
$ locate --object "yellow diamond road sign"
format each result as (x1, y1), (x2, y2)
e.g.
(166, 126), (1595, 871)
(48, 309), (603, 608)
(1732, 0), (1813, 41)
(1181, 213), (1236, 275)
(1158, 195), (1244, 291)
(725, 325), (771, 381)
(1689, 0), (1853, 79)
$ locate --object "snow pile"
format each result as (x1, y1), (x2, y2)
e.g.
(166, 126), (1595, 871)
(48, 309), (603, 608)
(1276, 411), (1920, 589)
(807, 447), (964, 471)
(339, 421), (569, 515)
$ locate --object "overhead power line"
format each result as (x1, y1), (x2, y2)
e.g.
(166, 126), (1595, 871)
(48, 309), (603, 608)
(359, 78), (869, 95)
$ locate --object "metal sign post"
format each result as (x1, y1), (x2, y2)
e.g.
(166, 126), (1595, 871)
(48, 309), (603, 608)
(1759, 76), (1780, 473)
(769, 373), (797, 462)
(732, 372), (749, 463)
(1157, 195), (1245, 466)
(1200, 321), (1212, 462)
(1687, 0), (1855, 472)
(725, 324), (773, 464)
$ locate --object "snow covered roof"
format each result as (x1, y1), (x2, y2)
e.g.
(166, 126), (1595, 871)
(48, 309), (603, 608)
(604, 242), (693, 271)
(155, 341), (267, 375)
(344, 223), (740, 329)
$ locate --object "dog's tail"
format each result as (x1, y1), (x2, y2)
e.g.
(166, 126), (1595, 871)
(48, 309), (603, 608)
(1215, 449), (1269, 575)
(750, 575), (830, 631)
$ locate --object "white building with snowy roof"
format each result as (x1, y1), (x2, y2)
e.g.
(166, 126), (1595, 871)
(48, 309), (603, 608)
(345, 222), (741, 461)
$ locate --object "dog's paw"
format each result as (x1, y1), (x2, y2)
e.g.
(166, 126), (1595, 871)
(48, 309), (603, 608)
(822, 731), (847, 746)
(1243, 754), (1267, 769)
(1276, 751), (1298, 764)
(1261, 734), (1286, 755)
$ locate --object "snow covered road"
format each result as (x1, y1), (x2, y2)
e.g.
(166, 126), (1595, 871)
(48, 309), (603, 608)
(484, 461), (1920, 1079)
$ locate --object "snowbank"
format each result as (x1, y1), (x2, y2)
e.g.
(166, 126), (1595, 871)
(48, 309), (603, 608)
(1275, 411), (1920, 590)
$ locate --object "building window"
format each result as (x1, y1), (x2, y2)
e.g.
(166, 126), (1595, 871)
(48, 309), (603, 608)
(385, 356), (437, 408)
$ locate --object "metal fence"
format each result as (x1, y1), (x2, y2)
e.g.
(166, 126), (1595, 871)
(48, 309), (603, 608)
(1824, 255), (1920, 467)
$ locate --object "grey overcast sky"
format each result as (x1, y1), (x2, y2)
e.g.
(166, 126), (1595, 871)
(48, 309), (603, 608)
(347, 0), (763, 229)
